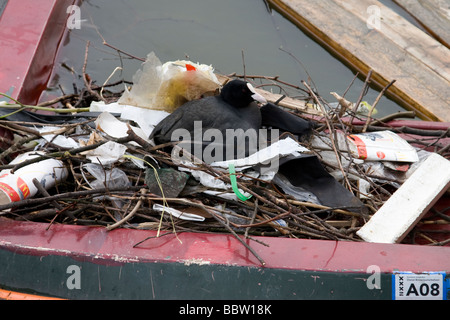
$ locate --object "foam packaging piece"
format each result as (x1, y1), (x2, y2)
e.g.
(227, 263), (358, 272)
(357, 153), (450, 243)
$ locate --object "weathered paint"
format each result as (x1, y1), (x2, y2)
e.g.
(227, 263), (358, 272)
(0, 218), (449, 299)
(0, 248), (394, 300)
(0, 0), (78, 105)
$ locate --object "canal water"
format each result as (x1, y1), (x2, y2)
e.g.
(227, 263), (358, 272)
(48, 0), (412, 118)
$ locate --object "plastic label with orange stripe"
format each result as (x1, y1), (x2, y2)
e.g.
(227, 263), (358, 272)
(347, 130), (419, 162)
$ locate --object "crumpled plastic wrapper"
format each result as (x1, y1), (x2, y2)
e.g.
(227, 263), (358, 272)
(118, 52), (221, 112)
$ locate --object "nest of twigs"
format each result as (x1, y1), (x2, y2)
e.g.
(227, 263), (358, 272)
(0, 69), (449, 264)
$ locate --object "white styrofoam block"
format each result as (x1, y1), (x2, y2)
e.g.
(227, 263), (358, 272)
(357, 153), (450, 243)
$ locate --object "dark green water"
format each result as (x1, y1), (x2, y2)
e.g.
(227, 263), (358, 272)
(47, 0), (411, 117)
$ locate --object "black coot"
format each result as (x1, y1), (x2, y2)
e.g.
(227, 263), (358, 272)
(150, 79), (267, 161)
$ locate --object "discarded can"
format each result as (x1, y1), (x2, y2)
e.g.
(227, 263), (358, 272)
(0, 151), (68, 205)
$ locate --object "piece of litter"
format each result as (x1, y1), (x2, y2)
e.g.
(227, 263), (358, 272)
(85, 141), (127, 165)
(94, 111), (149, 143)
(91, 101), (170, 138)
(90, 101), (125, 113)
(153, 204), (205, 222)
(228, 163), (252, 201)
(356, 153), (450, 243)
(347, 130), (418, 162)
(211, 137), (309, 170)
(37, 126), (79, 149)
(145, 167), (189, 198)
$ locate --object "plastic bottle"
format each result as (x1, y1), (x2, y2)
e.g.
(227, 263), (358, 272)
(0, 151), (68, 205)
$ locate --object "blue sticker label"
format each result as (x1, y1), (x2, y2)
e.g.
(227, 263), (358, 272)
(392, 272), (447, 300)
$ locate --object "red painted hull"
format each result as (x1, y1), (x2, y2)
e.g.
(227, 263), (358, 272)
(1, 217), (449, 274)
(0, 0), (78, 105)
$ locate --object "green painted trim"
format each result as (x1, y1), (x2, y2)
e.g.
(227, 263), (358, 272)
(0, 249), (395, 300)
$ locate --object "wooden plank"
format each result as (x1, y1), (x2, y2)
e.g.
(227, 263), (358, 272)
(393, 0), (450, 49)
(335, 0), (450, 83)
(268, 0), (450, 122)
(357, 153), (450, 244)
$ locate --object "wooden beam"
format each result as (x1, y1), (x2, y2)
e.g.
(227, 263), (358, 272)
(268, 0), (450, 122)
(335, 0), (450, 82)
(393, 0), (450, 49)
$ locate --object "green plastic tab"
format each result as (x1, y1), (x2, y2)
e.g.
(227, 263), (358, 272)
(228, 163), (252, 201)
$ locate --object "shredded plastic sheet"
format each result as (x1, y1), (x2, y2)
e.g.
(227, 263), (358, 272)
(90, 101), (169, 138)
(82, 163), (130, 190)
(211, 137), (309, 170)
(153, 203), (205, 222)
(94, 111), (149, 143)
(177, 137), (310, 201)
(118, 52), (221, 112)
(36, 126), (79, 149)
(81, 163), (131, 208)
(84, 141), (127, 165)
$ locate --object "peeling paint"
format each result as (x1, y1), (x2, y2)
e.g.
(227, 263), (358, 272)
(310, 275), (320, 283)
(1, 240), (141, 265)
(109, 254), (139, 263)
(182, 258), (211, 266)
(1, 241), (73, 256)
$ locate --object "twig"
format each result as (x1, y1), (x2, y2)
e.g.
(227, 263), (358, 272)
(106, 188), (147, 231)
(302, 80), (352, 191)
(245, 197), (258, 238)
(362, 79), (396, 132)
(91, 16), (146, 63)
(279, 47), (318, 92)
(100, 67), (123, 100)
(208, 209), (266, 266)
(0, 134), (38, 161)
(0, 101), (89, 114)
(0, 133), (134, 173)
(82, 41), (106, 102)
(349, 70), (372, 126)
(241, 50), (246, 81)
(0, 185), (143, 213)
(229, 73), (307, 93)
(37, 94), (78, 107)
(133, 231), (178, 247)
(368, 111), (415, 126)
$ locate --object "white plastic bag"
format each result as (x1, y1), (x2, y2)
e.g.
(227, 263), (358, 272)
(118, 52), (221, 112)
